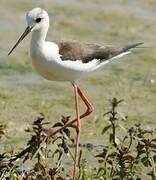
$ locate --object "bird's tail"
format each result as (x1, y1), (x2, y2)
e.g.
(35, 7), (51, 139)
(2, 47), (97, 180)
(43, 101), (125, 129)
(122, 42), (144, 52)
(92, 42), (144, 71)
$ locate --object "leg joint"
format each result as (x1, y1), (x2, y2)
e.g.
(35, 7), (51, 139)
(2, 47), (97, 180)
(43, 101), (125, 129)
(76, 127), (80, 134)
(88, 106), (94, 114)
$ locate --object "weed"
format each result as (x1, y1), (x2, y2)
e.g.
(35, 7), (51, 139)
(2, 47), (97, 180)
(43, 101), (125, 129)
(0, 99), (155, 179)
(94, 98), (156, 179)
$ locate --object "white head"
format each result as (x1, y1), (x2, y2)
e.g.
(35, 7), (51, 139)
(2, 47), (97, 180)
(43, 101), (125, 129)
(26, 8), (49, 32)
(8, 8), (49, 55)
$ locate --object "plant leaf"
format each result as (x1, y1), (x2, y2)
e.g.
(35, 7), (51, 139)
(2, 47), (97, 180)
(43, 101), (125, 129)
(102, 125), (111, 134)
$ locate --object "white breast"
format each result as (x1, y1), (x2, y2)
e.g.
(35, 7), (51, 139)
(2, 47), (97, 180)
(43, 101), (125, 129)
(30, 41), (101, 81)
(30, 42), (62, 80)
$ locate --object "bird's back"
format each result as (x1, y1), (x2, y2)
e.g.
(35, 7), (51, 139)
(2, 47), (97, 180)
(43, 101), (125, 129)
(56, 40), (142, 63)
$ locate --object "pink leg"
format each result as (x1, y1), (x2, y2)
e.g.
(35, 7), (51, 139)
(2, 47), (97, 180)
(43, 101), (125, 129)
(47, 85), (94, 179)
(72, 84), (94, 180)
(77, 86), (94, 118)
(49, 86), (94, 136)
(72, 83), (80, 180)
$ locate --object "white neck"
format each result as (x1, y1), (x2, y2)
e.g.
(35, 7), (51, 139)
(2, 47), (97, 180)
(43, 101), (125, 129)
(31, 27), (48, 47)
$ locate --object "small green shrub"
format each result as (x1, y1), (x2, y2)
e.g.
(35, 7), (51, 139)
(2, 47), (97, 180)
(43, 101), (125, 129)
(0, 98), (155, 179)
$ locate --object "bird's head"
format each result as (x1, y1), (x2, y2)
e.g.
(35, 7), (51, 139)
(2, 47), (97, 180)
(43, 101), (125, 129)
(8, 8), (49, 55)
(26, 8), (49, 32)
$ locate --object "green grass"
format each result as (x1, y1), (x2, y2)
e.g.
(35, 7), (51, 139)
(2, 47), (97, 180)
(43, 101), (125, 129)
(0, 0), (155, 156)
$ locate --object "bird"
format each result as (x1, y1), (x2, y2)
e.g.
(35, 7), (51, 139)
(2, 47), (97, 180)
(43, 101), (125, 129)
(8, 7), (143, 179)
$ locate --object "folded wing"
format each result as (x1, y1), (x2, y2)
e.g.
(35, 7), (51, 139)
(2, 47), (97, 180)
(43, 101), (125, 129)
(57, 40), (143, 63)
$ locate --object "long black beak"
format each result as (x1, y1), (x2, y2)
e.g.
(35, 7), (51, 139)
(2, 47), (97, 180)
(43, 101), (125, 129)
(8, 26), (33, 56)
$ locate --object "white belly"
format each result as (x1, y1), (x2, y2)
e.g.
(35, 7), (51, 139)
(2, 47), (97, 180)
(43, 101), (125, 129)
(31, 56), (88, 81)
(30, 41), (99, 81)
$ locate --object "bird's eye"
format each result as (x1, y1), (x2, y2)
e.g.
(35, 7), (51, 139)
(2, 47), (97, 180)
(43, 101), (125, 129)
(36, 18), (42, 23)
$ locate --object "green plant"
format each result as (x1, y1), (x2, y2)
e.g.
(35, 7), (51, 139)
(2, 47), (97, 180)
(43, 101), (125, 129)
(0, 99), (155, 179)
(95, 98), (156, 179)
(0, 114), (76, 179)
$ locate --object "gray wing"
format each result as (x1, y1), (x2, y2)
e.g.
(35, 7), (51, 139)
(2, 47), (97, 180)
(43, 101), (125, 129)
(57, 40), (143, 63)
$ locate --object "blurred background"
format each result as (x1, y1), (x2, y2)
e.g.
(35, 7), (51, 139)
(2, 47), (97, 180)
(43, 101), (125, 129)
(0, 0), (155, 148)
